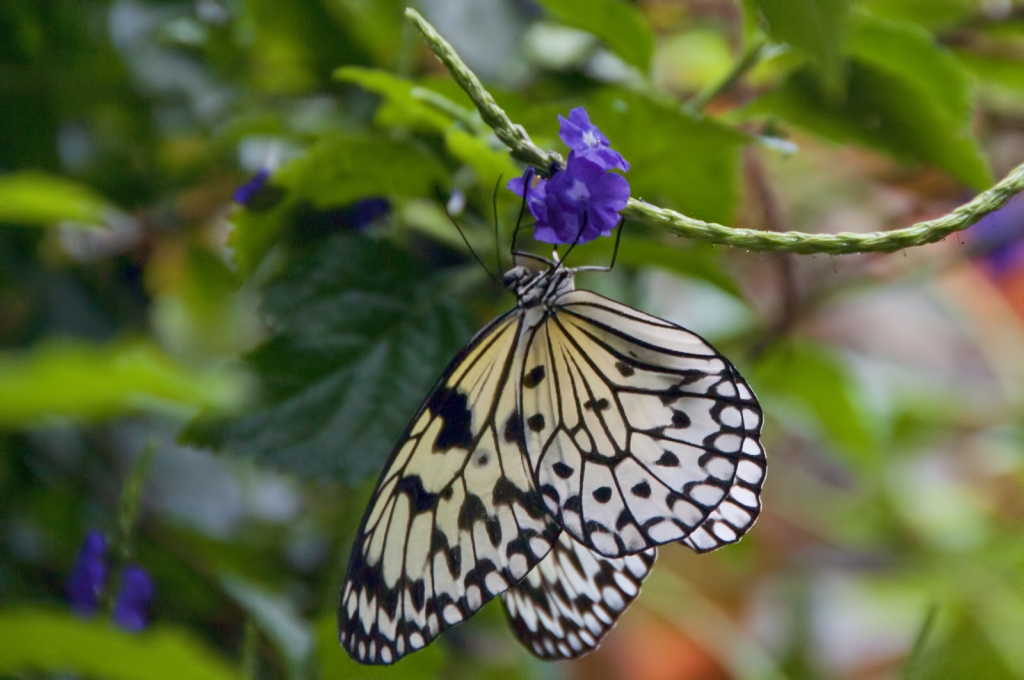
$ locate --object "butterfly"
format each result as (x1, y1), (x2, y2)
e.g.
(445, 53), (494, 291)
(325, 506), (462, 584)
(337, 241), (766, 665)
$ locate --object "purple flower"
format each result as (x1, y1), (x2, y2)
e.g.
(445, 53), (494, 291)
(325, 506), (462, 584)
(233, 167), (270, 205)
(508, 107), (630, 245)
(112, 565), (154, 632)
(508, 169), (549, 226)
(67, 530), (108, 617)
(558, 107), (629, 172)
(508, 154), (630, 245)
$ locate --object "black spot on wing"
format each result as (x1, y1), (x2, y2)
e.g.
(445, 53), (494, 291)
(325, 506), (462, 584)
(630, 481), (651, 499)
(523, 365), (546, 388)
(655, 451), (679, 467)
(427, 387), (473, 451)
(593, 486), (612, 503)
(527, 414), (546, 432)
(614, 361), (635, 377)
(503, 411), (525, 446)
(584, 398), (610, 412)
(671, 410), (691, 428)
(552, 462), (574, 479)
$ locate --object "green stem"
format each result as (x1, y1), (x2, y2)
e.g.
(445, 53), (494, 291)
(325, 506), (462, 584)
(404, 8), (1024, 255)
(405, 8), (563, 173)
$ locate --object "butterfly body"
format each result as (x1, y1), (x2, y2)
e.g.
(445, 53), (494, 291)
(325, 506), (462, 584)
(339, 258), (765, 665)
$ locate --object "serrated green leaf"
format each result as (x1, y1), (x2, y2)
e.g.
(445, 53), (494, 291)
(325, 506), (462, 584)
(749, 0), (851, 94)
(335, 67), (455, 132)
(229, 134), (449, 277)
(753, 342), (877, 463)
(0, 340), (245, 426)
(190, 232), (475, 482)
(747, 60), (992, 189)
(849, 11), (973, 124)
(0, 608), (239, 680)
(0, 171), (112, 227)
(534, 0), (654, 72)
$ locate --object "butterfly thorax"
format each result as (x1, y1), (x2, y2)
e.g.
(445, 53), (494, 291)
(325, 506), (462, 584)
(503, 265), (576, 309)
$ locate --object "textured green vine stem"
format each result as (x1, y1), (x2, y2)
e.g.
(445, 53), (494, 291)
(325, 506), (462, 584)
(406, 9), (563, 172)
(405, 8), (1024, 255)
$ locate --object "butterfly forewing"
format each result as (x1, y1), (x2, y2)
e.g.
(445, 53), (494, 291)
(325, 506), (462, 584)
(502, 532), (656, 660)
(521, 290), (765, 557)
(339, 312), (559, 665)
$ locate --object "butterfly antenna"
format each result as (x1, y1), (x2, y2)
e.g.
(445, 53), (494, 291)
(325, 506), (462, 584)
(492, 174), (504, 274)
(510, 167), (534, 259)
(607, 217), (625, 271)
(560, 211), (590, 265)
(435, 187), (498, 283)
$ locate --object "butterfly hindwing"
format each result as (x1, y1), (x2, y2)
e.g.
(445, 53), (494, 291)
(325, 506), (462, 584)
(521, 290), (765, 557)
(339, 312), (559, 665)
(502, 532), (656, 659)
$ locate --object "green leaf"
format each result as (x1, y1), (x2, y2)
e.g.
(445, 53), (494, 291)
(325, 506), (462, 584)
(221, 575), (312, 680)
(229, 134), (448, 277)
(314, 614), (447, 679)
(860, 0), (978, 31)
(0, 171), (113, 227)
(753, 341), (877, 463)
(749, 0), (851, 94)
(0, 340), (245, 426)
(444, 128), (521, 195)
(747, 60), (992, 189)
(0, 608), (239, 680)
(187, 232), (476, 482)
(848, 11), (973, 125)
(334, 67), (455, 132)
(534, 0), (655, 72)
(587, 89), (747, 225)
(955, 50), (1024, 92)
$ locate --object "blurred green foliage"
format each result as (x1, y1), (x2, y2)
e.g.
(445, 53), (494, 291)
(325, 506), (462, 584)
(3, 0), (1024, 678)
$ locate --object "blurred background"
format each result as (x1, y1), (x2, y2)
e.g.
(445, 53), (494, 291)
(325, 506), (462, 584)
(3, 0), (1024, 678)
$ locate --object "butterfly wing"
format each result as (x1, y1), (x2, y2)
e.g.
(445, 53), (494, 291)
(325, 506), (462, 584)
(520, 290), (765, 557)
(339, 311), (560, 665)
(502, 532), (655, 660)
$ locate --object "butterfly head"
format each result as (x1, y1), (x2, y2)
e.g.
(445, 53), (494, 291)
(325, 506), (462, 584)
(504, 264), (576, 308)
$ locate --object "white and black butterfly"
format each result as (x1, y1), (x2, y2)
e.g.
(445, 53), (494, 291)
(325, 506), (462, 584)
(337, 243), (765, 665)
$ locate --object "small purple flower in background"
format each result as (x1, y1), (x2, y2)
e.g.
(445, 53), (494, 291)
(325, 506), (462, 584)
(67, 530), (108, 617)
(558, 107), (629, 172)
(112, 565), (155, 632)
(346, 197), (390, 230)
(233, 167), (270, 205)
(508, 107), (630, 245)
(66, 530), (155, 631)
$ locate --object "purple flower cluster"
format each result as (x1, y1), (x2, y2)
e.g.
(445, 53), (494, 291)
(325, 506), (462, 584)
(66, 530), (154, 632)
(508, 108), (630, 245)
